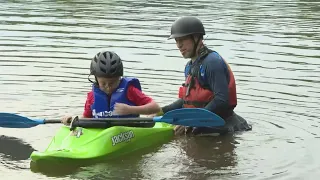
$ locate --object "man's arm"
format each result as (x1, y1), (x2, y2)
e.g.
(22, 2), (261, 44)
(203, 54), (230, 114)
(161, 99), (183, 113)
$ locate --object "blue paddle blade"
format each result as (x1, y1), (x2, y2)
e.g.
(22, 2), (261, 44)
(153, 108), (225, 127)
(0, 113), (45, 128)
(0, 108), (225, 128)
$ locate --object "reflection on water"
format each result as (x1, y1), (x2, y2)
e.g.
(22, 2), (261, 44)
(30, 143), (169, 179)
(0, 0), (319, 179)
(146, 135), (239, 180)
(30, 135), (238, 180)
(0, 135), (35, 161)
(0, 135), (35, 175)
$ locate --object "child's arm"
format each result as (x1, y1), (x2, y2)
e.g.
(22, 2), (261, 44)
(61, 91), (93, 125)
(115, 100), (160, 115)
(114, 85), (160, 115)
(82, 91), (94, 118)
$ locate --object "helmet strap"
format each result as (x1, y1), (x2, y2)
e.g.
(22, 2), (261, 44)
(87, 74), (99, 86)
(191, 35), (201, 59)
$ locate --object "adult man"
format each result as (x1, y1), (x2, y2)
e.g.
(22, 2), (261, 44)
(161, 16), (252, 135)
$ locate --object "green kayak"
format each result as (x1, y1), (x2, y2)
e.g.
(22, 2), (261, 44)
(30, 122), (174, 163)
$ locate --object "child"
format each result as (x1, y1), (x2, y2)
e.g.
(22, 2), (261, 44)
(61, 50), (160, 124)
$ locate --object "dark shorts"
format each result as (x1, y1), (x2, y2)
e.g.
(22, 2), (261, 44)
(186, 112), (252, 136)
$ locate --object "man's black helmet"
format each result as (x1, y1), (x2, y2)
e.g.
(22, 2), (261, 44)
(168, 16), (205, 39)
(90, 51), (123, 78)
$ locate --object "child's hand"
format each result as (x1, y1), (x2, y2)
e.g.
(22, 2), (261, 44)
(146, 113), (156, 117)
(146, 109), (163, 117)
(114, 103), (131, 115)
(61, 116), (72, 125)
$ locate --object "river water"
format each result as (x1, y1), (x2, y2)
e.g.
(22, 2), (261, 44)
(0, 0), (319, 179)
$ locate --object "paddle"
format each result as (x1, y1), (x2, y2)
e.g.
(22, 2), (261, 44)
(0, 108), (225, 129)
(68, 118), (157, 130)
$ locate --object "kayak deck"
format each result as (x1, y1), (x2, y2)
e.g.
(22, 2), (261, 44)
(30, 122), (174, 163)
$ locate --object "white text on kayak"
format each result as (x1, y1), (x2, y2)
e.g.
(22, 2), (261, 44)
(111, 130), (135, 146)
